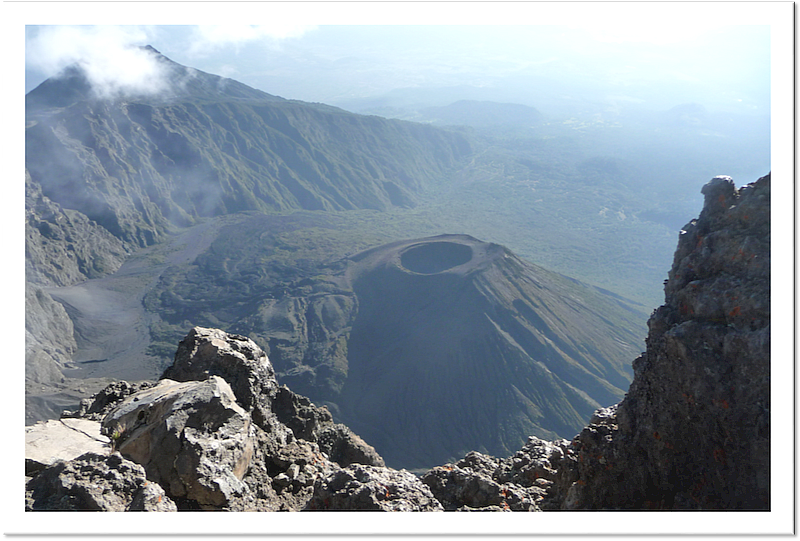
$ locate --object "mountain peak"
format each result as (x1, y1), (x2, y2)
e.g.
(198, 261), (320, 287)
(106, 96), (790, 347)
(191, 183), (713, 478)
(26, 45), (282, 110)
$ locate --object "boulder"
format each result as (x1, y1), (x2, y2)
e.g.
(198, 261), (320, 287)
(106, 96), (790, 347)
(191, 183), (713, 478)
(164, 327), (385, 469)
(26, 452), (176, 511)
(161, 327), (279, 427)
(306, 464), (444, 511)
(24, 326), (388, 511)
(102, 376), (255, 509)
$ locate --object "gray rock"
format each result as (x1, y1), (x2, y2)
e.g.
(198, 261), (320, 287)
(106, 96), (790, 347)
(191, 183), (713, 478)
(165, 327), (386, 471)
(64, 380), (155, 421)
(26, 452), (176, 511)
(418, 436), (565, 511)
(316, 423), (385, 468)
(103, 377), (255, 509)
(24, 326), (387, 512)
(547, 174), (771, 510)
(161, 327), (278, 427)
(306, 464), (443, 511)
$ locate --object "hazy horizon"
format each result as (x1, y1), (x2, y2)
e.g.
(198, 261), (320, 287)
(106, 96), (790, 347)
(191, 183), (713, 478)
(25, 22), (770, 119)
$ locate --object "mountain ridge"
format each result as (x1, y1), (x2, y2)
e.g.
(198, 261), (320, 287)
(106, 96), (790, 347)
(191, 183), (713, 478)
(25, 46), (473, 252)
(26, 45), (285, 110)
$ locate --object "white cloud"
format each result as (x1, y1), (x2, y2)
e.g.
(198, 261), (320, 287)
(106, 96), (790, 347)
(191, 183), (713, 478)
(187, 24), (317, 56)
(26, 26), (168, 99)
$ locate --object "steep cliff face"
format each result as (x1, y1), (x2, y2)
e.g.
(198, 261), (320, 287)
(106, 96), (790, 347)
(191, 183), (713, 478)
(546, 173), (770, 510)
(26, 170), (131, 288)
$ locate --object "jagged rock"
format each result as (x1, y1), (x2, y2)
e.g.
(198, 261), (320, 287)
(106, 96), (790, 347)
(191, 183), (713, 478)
(271, 385), (333, 440)
(268, 384), (383, 468)
(423, 459), (519, 511)
(254, 433), (340, 511)
(161, 327), (279, 427)
(74, 327), (380, 511)
(26, 452), (176, 511)
(63, 380), (155, 421)
(102, 377), (255, 509)
(421, 445), (552, 511)
(306, 464), (443, 511)
(547, 174), (770, 510)
(316, 423), (385, 468)
(163, 327), (383, 469)
(494, 436), (570, 490)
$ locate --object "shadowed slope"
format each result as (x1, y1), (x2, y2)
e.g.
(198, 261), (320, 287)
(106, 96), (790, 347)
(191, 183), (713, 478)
(336, 235), (642, 469)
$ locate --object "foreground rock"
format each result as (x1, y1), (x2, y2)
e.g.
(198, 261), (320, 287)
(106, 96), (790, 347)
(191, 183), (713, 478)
(102, 377), (255, 509)
(421, 437), (567, 511)
(27, 327), (391, 511)
(545, 174), (770, 510)
(25, 418), (110, 476)
(26, 452), (176, 511)
(306, 464), (443, 511)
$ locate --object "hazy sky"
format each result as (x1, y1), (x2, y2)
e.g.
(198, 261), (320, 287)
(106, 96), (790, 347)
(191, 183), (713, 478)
(23, 6), (775, 118)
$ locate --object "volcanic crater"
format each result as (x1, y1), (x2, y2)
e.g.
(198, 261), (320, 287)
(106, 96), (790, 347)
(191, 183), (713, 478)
(399, 241), (473, 275)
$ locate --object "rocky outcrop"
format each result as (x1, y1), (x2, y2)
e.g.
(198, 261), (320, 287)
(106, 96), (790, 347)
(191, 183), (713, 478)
(26, 452), (177, 511)
(161, 327), (280, 427)
(27, 327), (386, 511)
(420, 436), (567, 511)
(306, 464), (443, 511)
(545, 174), (770, 510)
(102, 377), (256, 509)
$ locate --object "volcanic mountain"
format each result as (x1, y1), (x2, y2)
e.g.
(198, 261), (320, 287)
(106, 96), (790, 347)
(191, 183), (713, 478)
(227, 234), (644, 469)
(25, 46), (472, 250)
